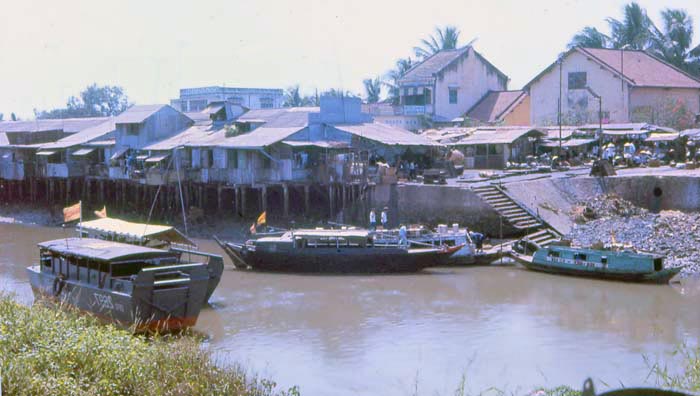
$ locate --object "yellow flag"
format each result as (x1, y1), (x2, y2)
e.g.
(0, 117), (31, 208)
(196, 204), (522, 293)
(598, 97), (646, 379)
(256, 211), (266, 226)
(63, 202), (81, 223)
(94, 206), (107, 218)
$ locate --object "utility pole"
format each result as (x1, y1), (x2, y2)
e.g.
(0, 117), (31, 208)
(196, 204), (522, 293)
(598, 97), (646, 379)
(558, 55), (563, 156)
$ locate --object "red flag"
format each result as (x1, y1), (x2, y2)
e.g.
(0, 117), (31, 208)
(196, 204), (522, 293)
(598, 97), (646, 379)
(63, 202), (81, 223)
(250, 222), (256, 234)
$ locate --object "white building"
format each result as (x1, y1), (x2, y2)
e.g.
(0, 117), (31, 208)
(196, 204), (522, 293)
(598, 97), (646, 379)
(171, 86), (284, 112)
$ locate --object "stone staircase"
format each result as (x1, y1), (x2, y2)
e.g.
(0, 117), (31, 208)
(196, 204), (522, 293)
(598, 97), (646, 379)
(472, 184), (561, 247)
(472, 185), (542, 230)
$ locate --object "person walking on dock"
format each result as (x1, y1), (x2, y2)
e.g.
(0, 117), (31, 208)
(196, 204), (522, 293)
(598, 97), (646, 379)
(469, 230), (484, 253)
(369, 209), (377, 231)
(381, 207), (388, 230)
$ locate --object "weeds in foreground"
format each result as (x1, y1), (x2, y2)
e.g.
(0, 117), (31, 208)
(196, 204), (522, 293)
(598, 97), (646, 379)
(0, 293), (298, 396)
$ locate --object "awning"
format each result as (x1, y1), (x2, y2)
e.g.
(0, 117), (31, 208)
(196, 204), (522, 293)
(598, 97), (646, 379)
(645, 133), (680, 142)
(71, 148), (95, 156)
(77, 217), (196, 247)
(36, 150), (57, 156)
(601, 130), (649, 137)
(145, 154), (170, 163)
(110, 147), (128, 160)
(282, 140), (350, 149)
(135, 155), (149, 161)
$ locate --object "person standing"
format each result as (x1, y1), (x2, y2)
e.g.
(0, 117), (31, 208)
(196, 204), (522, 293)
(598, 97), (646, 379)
(399, 224), (408, 246)
(469, 231), (484, 252)
(369, 209), (377, 231)
(380, 207), (388, 229)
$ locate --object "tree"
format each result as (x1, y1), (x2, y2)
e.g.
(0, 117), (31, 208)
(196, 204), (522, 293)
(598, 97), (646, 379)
(414, 25), (461, 59)
(650, 9), (700, 76)
(568, 27), (611, 49)
(10, 113), (17, 121)
(283, 85), (305, 107)
(0, 113), (3, 121)
(607, 2), (655, 49)
(363, 77), (382, 103)
(384, 57), (414, 105)
(35, 84), (130, 119)
(320, 88), (358, 99)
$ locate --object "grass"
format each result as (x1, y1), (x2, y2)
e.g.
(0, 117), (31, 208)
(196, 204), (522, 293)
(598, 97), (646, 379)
(0, 294), (298, 396)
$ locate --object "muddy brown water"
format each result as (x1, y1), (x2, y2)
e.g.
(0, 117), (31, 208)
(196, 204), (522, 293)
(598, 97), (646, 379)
(1, 222), (699, 395)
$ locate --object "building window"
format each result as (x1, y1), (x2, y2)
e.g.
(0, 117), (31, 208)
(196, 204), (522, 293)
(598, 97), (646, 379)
(449, 88), (458, 104)
(227, 150), (238, 169)
(260, 97), (274, 109)
(568, 72), (587, 90)
(228, 96), (244, 105)
(126, 124), (139, 135)
(188, 99), (207, 111)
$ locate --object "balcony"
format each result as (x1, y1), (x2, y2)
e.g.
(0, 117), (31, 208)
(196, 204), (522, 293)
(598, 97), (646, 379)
(402, 104), (433, 115)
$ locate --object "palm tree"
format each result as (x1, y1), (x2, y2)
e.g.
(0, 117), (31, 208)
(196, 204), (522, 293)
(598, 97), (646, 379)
(607, 2), (655, 49)
(383, 57), (414, 105)
(650, 9), (700, 76)
(568, 27), (611, 49)
(413, 26), (461, 59)
(283, 85), (305, 107)
(363, 77), (382, 103)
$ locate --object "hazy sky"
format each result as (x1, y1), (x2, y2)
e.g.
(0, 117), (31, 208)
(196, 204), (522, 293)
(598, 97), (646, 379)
(1, 0), (699, 118)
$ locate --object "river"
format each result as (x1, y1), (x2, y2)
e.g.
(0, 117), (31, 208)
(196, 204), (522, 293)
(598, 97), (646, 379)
(1, 221), (699, 395)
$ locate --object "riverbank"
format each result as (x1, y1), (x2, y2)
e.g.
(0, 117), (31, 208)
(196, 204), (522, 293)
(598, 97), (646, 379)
(0, 294), (297, 396)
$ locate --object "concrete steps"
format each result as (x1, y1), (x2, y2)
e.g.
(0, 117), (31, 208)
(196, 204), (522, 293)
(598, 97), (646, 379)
(473, 185), (542, 231)
(523, 229), (560, 247)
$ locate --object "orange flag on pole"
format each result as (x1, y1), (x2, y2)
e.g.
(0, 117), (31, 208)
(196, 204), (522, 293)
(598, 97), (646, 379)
(94, 206), (107, 218)
(63, 201), (81, 223)
(256, 211), (267, 226)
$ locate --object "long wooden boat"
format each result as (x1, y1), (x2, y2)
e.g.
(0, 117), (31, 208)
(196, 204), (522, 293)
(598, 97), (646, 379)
(511, 245), (681, 284)
(77, 217), (223, 302)
(27, 238), (212, 331)
(215, 229), (458, 273)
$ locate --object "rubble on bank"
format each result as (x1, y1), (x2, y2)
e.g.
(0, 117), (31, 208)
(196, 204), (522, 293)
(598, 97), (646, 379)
(569, 194), (700, 276)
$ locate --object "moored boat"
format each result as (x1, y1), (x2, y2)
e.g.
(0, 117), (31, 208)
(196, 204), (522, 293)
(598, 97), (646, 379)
(511, 244), (681, 284)
(77, 217), (223, 302)
(27, 238), (212, 331)
(215, 229), (458, 273)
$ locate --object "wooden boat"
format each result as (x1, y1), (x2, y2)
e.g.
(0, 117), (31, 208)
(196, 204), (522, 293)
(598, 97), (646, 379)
(77, 217), (223, 302)
(27, 238), (212, 331)
(510, 244), (681, 284)
(215, 229), (458, 273)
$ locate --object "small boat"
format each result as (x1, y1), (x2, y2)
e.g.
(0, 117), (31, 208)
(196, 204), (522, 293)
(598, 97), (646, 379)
(215, 229), (458, 273)
(510, 244), (681, 284)
(27, 238), (212, 331)
(77, 217), (223, 302)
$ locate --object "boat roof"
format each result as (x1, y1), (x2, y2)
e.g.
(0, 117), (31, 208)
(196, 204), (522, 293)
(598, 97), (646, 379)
(77, 217), (195, 246)
(291, 229), (370, 238)
(38, 238), (173, 262)
(546, 245), (664, 259)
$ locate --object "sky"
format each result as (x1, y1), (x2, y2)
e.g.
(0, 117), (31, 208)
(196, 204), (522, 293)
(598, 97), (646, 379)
(1, 0), (699, 119)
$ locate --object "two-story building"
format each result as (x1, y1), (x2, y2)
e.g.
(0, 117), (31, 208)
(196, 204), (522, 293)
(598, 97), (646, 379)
(170, 86), (284, 112)
(108, 104), (192, 180)
(395, 45), (509, 128)
(525, 46), (700, 127)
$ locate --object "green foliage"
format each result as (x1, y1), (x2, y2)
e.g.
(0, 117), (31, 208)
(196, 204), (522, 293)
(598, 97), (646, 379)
(384, 57), (414, 105)
(363, 77), (382, 103)
(35, 83), (130, 119)
(568, 27), (611, 49)
(646, 344), (700, 392)
(10, 112), (17, 121)
(0, 294), (296, 396)
(414, 25), (461, 59)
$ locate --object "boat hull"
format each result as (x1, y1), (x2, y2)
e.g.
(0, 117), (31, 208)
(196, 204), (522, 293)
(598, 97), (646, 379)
(217, 241), (447, 273)
(27, 266), (205, 332)
(519, 260), (681, 284)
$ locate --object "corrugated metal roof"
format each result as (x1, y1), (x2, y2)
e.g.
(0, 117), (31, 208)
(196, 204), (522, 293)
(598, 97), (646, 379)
(84, 139), (115, 147)
(332, 123), (442, 146)
(282, 140), (350, 149)
(541, 138), (597, 148)
(144, 124), (223, 151)
(449, 128), (544, 145)
(212, 126), (307, 149)
(645, 132), (679, 142)
(0, 117), (109, 133)
(71, 148), (95, 156)
(38, 238), (170, 262)
(236, 107), (316, 128)
(114, 104), (168, 124)
(39, 118), (115, 150)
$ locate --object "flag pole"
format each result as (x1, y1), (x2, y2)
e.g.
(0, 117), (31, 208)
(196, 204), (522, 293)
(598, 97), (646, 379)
(79, 200), (82, 239)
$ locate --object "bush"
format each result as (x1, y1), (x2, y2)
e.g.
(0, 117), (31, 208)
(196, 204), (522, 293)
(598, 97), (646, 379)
(0, 294), (297, 396)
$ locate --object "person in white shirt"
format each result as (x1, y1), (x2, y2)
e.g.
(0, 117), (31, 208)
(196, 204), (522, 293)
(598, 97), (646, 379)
(380, 207), (388, 229)
(369, 209), (377, 231)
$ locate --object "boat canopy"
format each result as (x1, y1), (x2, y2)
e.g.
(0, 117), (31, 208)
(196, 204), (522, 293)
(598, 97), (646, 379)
(77, 217), (196, 247)
(291, 229), (370, 239)
(38, 238), (172, 262)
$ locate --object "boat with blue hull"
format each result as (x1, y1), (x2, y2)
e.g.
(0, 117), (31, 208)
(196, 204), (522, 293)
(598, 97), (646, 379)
(511, 244), (681, 283)
(27, 238), (216, 331)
